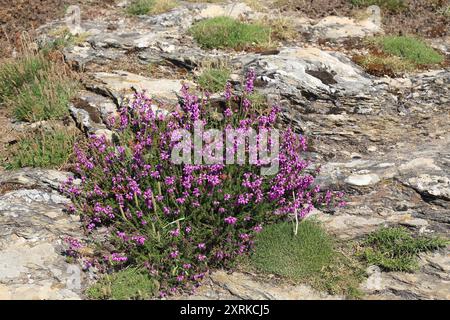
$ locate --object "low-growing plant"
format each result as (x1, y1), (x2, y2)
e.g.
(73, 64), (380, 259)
(258, 17), (298, 42)
(355, 35), (445, 75)
(250, 220), (364, 297)
(350, 0), (406, 11)
(6, 125), (78, 169)
(46, 27), (90, 50)
(373, 36), (444, 65)
(62, 71), (344, 296)
(189, 16), (271, 50)
(11, 65), (79, 122)
(86, 268), (159, 300)
(360, 227), (449, 272)
(353, 53), (416, 76)
(127, 0), (177, 15)
(197, 68), (231, 93)
(0, 54), (50, 104)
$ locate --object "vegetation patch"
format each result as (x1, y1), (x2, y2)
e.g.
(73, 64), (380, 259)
(127, 0), (178, 15)
(62, 71), (344, 296)
(257, 17), (298, 42)
(47, 27), (90, 50)
(197, 67), (230, 93)
(360, 227), (448, 272)
(350, 0), (406, 11)
(353, 53), (415, 77)
(374, 36), (444, 65)
(189, 16), (271, 50)
(12, 68), (78, 122)
(250, 220), (365, 298)
(86, 268), (159, 300)
(6, 125), (78, 170)
(0, 48), (79, 122)
(354, 36), (444, 76)
(0, 54), (50, 105)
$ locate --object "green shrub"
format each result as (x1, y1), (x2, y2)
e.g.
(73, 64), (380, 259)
(250, 220), (364, 297)
(361, 227), (448, 272)
(86, 268), (158, 300)
(0, 55), (50, 104)
(350, 0), (406, 11)
(374, 36), (444, 65)
(6, 126), (77, 169)
(62, 72), (344, 295)
(197, 68), (230, 92)
(127, 0), (177, 15)
(189, 16), (271, 49)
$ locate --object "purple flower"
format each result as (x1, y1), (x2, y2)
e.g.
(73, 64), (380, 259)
(111, 253), (127, 262)
(224, 216), (237, 225)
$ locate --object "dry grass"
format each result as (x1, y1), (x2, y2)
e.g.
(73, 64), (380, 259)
(127, 0), (178, 15)
(257, 16), (298, 42)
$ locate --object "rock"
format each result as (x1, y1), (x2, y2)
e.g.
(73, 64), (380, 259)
(403, 174), (450, 201)
(245, 46), (389, 120)
(69, 91), (118, 136)
(316, 213), (429, 239)
(362, 252), (450, 300)
(183, 271), (342, 300)
(0, 168), (76, 191)
(87, 70), (190, 103)
(310, 16), (382, 40)
(197, 3), (253, 20)
(0, 189), (86, 300)
(398, 158), (442, 173)
(345, 173), (380, 186)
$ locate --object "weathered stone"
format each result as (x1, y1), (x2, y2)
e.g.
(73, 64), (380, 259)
(362, 252), (450, 300)
(245, 46), (390, 120)
(197, 3), (253, 20)
(87, 70), (190, 103)
(345, 173), (380, 186)
(182, 271), (342, 300)
(0, 168), (76, 191)
(0, 189), (86, 300)
(403, 174), (450, 201)
(309, 15), (382, 40)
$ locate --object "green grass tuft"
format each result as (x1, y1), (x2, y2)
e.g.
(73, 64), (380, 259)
(6, 126), (78, 170)
(0, 51), (79, 122)
(189, 16), (271, 50)
(197, 68), (230, 93)
(374, 36), (444, 65)
(12, 72), (78, 122)
(0, 55), (50, 104)
(361, 227), (449, 272)
(250, 220), (365, 298)
(86, 268), (159, 300)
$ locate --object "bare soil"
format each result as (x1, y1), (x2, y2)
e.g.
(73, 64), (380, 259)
(274, 0), (450, 38)
(0, 0), (115, 57)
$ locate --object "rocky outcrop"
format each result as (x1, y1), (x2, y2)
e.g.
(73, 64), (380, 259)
(7, 0), (446, 301)
(178, 271), (342, 300)
(0, 169), (88, 300)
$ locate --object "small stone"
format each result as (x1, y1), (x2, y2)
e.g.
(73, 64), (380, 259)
(345, 173), (380, 186)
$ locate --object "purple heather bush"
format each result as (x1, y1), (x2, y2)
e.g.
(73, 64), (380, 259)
(62, 71), (344, 296)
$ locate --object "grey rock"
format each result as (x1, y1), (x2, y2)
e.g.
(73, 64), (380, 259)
(0, 168), (76, 190)
(0, 189), (86, 300)
(180, 271), (342, 300)
(86, 70), (192, 103)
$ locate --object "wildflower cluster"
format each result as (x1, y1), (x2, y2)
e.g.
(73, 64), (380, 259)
(62, 71), (343, 296)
